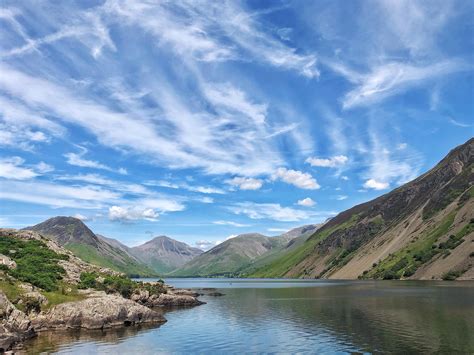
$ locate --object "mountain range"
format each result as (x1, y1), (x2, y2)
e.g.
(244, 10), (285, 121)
(170, 224), (320, 277)
(17, 138), (474, 280)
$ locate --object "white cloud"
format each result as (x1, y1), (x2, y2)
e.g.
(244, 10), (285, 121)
(363, 179), (389, 190)
(72, 213), (89, 221)
(195, 239), (221, 251)
(0, 157), (38, 180)
(448, 117), (472, 128)
(108, 205), (159, 222)
(64, 149), (125, 174)
(297, 197), (316, 207)
(103, 1), (318, 77)
(272, 168), (320, 190)
(35, 162), (54, 173)
(341, 175), (349, 181)
(306, 155), (348, 168)
(335, 195), (348, 201)
(213, 220), (250, 227)
(229, 202), (325, 222)
(396, 143), (408, 150)
(226, 177), (263, 190)
(0, 180), (120, 209)
(341, 61), (467, 109)
(267, 228), (288, 233)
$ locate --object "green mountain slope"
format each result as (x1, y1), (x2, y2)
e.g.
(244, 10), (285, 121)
(24, 217), (156, 277)
(170, 225), (321, 277)
(249, 138), (474, 280)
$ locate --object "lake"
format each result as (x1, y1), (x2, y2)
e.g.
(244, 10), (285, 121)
(24, 279), (474, 354)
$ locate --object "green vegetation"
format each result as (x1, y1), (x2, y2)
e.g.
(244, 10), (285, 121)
(78, 272), (166, 299)
(249, 214), (361, 278)
(442, 269), (467, 281)
(365, 212), (461, 280)
(67, 243), (156, 277)
(0, 236), (68, 291)
(0, 278), (23, 302)
(42, 287), (86, 309)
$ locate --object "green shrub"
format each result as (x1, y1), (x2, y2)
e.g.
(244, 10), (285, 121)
(0, 236), (67, 291)
(442, 270), (463, 281)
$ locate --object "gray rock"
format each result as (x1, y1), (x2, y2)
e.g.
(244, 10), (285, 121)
(0, 291), (35, 352)
(31, 292), (166, 331)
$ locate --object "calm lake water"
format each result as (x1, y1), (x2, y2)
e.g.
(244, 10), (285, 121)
(24, 279), (474, 354)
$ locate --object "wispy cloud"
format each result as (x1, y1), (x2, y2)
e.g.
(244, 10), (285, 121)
(213, 220), (250, 227)
(229, 202), (332, 222)
(341, 61), (467, 109)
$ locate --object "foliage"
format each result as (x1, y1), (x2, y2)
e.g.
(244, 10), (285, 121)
(78, 272), (138, 298)
(442, 270), (465, 281)
(0, 236), (68, 291)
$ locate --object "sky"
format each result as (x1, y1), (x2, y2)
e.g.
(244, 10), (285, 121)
(0, 0), (473, 250)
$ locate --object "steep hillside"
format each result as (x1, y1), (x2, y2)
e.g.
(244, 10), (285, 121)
(130, 236), (203, 274)
(24, 217), (156, 277)
(250, 138), (474, 280)
(171, 226), (320, 277)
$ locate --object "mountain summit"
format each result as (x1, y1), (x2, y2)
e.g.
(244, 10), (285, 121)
(130, 236), (203, 274)
(25, 216), (156, 276)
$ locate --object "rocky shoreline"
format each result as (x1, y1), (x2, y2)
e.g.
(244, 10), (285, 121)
(0, 282), (204, 352)
(0, 228), (206, 352)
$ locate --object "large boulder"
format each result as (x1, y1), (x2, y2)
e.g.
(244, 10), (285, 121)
(0, 291), (35, 352)
(150, 293), (205, 307)
(31, 292), (166, 331)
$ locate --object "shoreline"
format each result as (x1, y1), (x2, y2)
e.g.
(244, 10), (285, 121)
(1, 282), (205, 352)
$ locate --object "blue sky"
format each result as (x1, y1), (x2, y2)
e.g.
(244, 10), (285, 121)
(0, 0), (473, 249)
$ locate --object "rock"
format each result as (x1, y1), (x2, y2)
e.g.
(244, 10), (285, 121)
(31, 293), (166, 331)
(207, 292), (225, 297)
(150, 293), (205, 307)
(0, 291), (35, 352)
(0, 254), (16, 269)
(172, 289), (199, 297)
(131, 289), (150, 304)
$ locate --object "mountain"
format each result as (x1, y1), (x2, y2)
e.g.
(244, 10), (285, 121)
(170, 225), (321, 277)
(249, 138), (474, 280)
(24, 217), (156, 277)
(130, 236), (203, 274)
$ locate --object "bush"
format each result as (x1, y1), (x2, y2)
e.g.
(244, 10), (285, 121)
(78, 272), (98, 289)
(0, 236), (67, 291)
(78, 272), (137, 299)
(442, 270), (463, 281)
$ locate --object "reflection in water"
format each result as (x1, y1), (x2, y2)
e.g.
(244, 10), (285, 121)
(23, 280), (474, 354)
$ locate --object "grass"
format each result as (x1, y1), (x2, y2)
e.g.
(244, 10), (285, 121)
(0, 278), (23, 301)
(42, 286), (86, 309)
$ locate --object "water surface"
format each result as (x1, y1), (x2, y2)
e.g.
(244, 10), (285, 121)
(24, 279), (474, 354)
